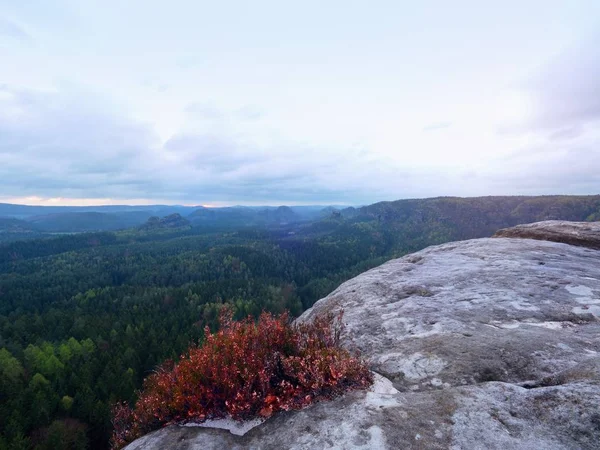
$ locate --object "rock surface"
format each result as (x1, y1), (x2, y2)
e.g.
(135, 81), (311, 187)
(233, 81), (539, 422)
(494, 220), (600, 249)
(126, 224), (600, 449)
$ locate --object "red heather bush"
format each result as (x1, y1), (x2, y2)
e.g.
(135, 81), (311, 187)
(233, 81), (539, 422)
(111, 308), (373, 449)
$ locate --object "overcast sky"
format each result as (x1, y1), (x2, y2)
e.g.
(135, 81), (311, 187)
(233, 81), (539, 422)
(1, 0), (599, 206)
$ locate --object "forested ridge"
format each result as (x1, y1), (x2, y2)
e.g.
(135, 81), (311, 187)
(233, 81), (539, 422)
(1, 195), (599, 449)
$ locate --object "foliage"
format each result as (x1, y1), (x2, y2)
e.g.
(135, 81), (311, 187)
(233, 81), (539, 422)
(30, 419), (88, 450)
(110, 309), (372, 449)
(0, 232), (117, 264)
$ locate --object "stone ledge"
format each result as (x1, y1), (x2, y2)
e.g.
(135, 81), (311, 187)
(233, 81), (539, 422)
(493, 220), (600, 249)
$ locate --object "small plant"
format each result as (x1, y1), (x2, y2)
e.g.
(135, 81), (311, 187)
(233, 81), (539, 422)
(111, 308), (372, 449)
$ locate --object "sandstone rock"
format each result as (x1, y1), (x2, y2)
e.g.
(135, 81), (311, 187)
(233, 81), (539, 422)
(493, 220), (600, 249)
(300, 238), (600, 391)
(126, 369), (600, 450)
(126, 226), (600, 449)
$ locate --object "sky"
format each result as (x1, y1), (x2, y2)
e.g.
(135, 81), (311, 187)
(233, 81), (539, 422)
(1, 0), (599, 206)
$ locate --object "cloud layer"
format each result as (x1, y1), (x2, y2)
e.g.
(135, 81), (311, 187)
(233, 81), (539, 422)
(0, 17), (31, 43)
(0, 84), (409, 204)
(1, 3), (599, 206)
(523, 31), (600, 133)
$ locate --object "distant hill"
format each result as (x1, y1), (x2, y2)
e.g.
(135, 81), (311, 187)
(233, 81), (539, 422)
(349, 195), (600, 230)
(0, 217), (43, 242)
(323, 195), (600, 253)
(0, 203), (194, 219)
(0, 203), (339, 220)
(1, 196), (598, 236)
(0, 217), (37, 232)
(0, 203), (339, 232)
(188, 205), (305, 228)
(139, 213), (191, 230)
(256, 206), (300, 224)
(25, 211), (155, 232)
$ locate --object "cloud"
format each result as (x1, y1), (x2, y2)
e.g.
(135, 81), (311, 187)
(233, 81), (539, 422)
(163, 133), (265, 171)
(184, 103), (264, 122)
(548, 126), (584, 142)
(422, 122), (452, 132)
(516, 31), (600, 133)
(184, 102), (223, 120)
(234, 105), (263, 121)
(1, 73), (599, 207)
(0, 17), (32, 43)
(482, 118), (600, 196)
(0, 84), (401, 204)
(483, 30), (600, 197)
(493, 150), (600, 194)
(0, 85), (162, 199)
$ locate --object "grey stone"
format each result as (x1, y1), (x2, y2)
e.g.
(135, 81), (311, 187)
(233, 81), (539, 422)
(494, 220), (600, 249)
(126, 226), (600, 449)
(300, 238), (600, 391)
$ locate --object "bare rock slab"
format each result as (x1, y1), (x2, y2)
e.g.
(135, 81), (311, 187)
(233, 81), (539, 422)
(301, 237), (600, 391)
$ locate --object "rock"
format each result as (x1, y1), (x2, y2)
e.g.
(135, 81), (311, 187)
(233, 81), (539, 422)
(139, 213), (190, 230)
(493, 220), (600, 249)
(300, 238), (600, 391)
(126, 369), (600, 450)
(126, 225), (600, 449)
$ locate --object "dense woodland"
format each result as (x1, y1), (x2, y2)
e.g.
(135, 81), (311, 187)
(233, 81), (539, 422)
(1, 195), (599, 449)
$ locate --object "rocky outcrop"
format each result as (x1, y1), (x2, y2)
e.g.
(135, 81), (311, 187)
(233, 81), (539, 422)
(301, 236), (600, 390)
(140, 213), (190, 230)
(494, 220), (600, 249)
(126, 222), (600, 449)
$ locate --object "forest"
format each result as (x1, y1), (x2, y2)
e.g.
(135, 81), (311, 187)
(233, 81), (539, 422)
(1, 195), (600, 449)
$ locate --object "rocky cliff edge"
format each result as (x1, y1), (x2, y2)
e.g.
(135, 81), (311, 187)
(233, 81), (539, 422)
(126, 221), (600, 449)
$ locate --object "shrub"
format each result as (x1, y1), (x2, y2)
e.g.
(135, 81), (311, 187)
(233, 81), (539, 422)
(111, 308), (372, 449)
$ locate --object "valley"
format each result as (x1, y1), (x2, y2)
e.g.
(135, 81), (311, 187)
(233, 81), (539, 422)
(1, 195), (600, 449)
